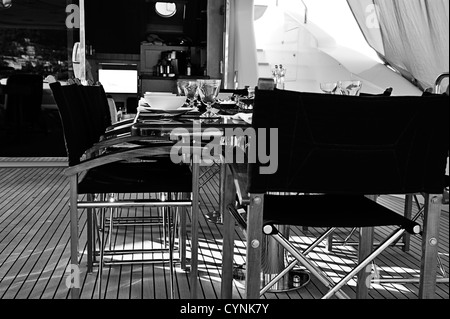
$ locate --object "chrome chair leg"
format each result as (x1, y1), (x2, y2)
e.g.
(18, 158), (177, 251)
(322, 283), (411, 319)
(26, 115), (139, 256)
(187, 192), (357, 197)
(106, 193), (117, 251)
(168, 206), (175, 299)
(87, 194), (94, 273)
(98, 206), (107, 299)
(108, 207), (114, 250)
(160, 193), (167, 248)
(91, 195), (104, 269)
(179, 193), (188, 270)
(164, 192), (178, 299)
(343, 227), (358, 246)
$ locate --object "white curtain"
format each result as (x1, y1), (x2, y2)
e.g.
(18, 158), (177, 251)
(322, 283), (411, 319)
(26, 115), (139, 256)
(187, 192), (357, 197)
(223, 0), (259, 89)
(347, 0), (449, 90)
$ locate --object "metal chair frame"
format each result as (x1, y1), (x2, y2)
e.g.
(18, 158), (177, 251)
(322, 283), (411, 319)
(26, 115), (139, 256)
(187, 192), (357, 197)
(51, 82), (194, 299)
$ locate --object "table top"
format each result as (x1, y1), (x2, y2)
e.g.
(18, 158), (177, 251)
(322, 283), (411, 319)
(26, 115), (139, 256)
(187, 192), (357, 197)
(131, 113), (251, 137)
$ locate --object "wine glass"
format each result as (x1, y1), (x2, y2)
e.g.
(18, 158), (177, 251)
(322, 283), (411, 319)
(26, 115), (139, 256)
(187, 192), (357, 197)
(176, 80), (189, 107)
(338, 80), (362, 96)
(198, 79), (222, 118)
(177, 80), (189, 96)
(320, 82), (337, 94)
(182, 80), (200, 108)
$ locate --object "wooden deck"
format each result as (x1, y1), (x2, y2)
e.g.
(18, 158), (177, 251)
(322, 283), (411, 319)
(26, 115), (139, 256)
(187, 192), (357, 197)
(0, 157), (67, 168)
(0, 165), (448, 300)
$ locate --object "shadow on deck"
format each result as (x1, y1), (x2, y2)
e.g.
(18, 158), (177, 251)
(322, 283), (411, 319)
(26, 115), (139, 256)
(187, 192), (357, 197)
(0, 166), (448, 301)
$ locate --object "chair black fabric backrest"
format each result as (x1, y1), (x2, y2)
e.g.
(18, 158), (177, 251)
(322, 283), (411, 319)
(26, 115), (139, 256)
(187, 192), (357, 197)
(50, 82), (92, 166)
(221, 88), (250, 96)
(248, 89), (449, 195)
(77, 84), (112, 144)
(51, 82), (123, 166)
(5, 73), (43, 124)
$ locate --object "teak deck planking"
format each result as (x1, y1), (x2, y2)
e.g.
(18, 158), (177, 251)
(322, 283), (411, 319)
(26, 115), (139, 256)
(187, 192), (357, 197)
(0, 166), (448, 299)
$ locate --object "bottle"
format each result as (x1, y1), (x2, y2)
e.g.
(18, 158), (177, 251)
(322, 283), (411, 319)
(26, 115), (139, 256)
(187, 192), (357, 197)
(186, 58), (192, 76)
(166, 61), (171, 75)
(161, 60), (167, 77)
(277, 64), (286, 89)
(156, 60), (161, 76)
(272, 65), (279, 83)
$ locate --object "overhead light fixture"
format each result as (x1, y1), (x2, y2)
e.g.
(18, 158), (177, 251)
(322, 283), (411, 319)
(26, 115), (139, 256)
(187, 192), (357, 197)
(0, 0), (12, 9)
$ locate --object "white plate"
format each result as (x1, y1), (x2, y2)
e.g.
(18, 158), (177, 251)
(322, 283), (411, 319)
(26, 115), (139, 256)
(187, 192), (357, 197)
(138, 108), (190, 117)
(147, 108), (184, 113)
(177, 107), (197, 112)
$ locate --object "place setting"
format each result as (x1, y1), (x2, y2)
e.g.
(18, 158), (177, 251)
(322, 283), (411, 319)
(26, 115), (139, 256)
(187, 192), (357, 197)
(197, 79), (223, 119)
(320, 80), (363, 95)
(137, 92), (198, 120)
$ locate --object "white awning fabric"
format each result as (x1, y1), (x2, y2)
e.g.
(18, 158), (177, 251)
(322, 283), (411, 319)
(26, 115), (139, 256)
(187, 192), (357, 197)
(224, 0), (259, 89)
(347, 0), (449, 90)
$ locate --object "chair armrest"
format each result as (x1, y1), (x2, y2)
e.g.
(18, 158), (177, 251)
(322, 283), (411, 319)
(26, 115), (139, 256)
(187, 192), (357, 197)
(85, 134), (171, 157)
(105, 118), (136, 132)
(103, 126), (132, 138)
(65, 144), (175, 176)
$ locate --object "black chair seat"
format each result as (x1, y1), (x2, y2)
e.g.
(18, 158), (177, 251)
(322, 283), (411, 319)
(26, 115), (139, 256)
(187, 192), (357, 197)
(263, 194), (420, 234)
(79, 160), (192, 194)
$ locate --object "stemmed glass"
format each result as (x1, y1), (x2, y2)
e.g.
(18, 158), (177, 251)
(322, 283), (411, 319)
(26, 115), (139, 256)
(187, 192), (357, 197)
(177, 80), (188, 107)
(182, 80), (200, 108)
(177, 80), (188, 96)
(320, 82), (337, 94)
(198, 79), (222, 118)
(338, 80), (362, 96)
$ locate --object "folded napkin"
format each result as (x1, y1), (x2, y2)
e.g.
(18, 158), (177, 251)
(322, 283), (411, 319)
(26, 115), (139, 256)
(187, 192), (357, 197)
(231, 113), (252, 124)
(139, 97), (148, 106)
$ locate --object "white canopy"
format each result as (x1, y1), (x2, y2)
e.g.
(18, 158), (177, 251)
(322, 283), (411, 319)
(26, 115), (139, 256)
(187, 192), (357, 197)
(347, 0), (449, 90)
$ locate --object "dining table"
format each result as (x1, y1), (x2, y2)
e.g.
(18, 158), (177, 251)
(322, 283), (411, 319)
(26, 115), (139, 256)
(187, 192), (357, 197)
(129, 110), (252, 299)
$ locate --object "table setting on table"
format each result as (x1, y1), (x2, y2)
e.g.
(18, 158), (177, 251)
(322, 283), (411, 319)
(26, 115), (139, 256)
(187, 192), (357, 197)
(319, 80), (363, 95)
(130, 77), (367, 133)
(132, 78), (255, 127)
